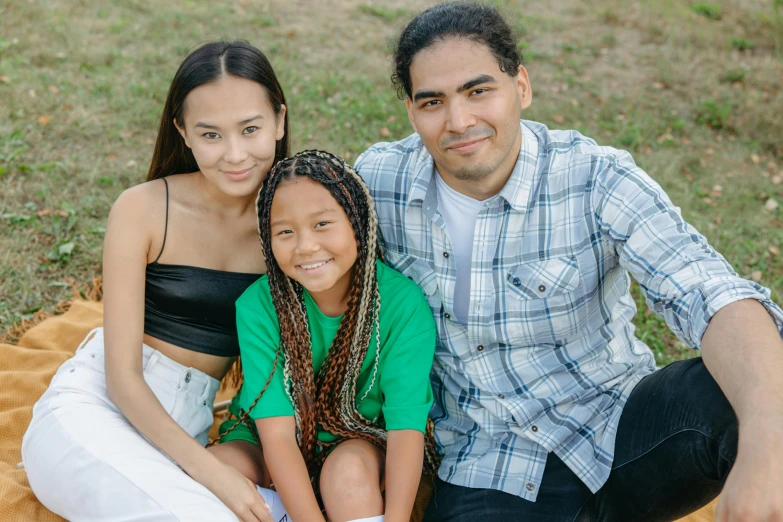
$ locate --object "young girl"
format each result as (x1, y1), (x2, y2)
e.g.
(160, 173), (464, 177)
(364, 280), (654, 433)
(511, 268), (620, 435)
(22, 41), (287, 522)
(216, 150), (438, 522)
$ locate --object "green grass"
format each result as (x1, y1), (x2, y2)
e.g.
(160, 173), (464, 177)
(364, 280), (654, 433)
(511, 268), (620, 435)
(1, 0), (783, 364)
(691, 3), (722, 20)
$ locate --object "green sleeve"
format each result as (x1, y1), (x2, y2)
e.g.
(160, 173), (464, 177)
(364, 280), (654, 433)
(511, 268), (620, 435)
(379, 285), (437, 433)
(236, 281), (295, 420)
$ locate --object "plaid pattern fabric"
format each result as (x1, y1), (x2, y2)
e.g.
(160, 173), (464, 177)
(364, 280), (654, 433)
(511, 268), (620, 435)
(355, 120), (783, 501)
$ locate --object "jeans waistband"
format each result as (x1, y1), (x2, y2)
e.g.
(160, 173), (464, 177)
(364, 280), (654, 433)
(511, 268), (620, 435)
(78, 327), (221, 401)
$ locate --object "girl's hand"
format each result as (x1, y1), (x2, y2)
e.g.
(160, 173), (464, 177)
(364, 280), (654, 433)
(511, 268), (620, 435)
(203, 462), (275, 522)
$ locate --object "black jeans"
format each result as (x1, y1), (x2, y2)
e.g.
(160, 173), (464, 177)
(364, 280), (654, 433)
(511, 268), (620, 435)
(423, 358), (738, 522)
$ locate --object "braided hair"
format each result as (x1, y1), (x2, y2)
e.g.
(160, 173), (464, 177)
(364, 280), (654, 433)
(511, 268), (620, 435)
(215, 150), (439, 478)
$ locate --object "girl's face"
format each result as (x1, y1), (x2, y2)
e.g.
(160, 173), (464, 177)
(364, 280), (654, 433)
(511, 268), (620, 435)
(176, 74), (285, 199)
(269, 176), (359, 313)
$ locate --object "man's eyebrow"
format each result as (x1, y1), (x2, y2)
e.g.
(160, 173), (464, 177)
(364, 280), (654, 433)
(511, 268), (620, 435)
(457, 74), (497, 93)
(193, 115), (264, 130)
(412, 89), (445, 103)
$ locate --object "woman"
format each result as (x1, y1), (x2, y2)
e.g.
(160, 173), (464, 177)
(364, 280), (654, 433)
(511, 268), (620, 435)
(22, 41), (286, 522)
(215, 151), (439, 522)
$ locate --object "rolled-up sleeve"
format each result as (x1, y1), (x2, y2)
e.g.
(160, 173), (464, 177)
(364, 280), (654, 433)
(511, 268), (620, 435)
(591, 149), (783, 348)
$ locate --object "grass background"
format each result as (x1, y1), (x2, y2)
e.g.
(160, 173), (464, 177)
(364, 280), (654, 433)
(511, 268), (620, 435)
(1, 0), (782, 365)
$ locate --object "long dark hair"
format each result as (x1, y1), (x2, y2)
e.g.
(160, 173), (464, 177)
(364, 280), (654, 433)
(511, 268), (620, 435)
(147, 41), (290, 181)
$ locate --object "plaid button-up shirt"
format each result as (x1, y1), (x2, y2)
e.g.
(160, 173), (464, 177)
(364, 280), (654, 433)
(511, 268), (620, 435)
(356, 120), (783, 501)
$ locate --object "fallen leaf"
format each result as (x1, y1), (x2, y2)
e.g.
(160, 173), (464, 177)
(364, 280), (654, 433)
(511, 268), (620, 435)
(387, 115), (398, 123)
(571, 99), (579, 107)
(702, 197), (713, 205)
(120, 130), (133, 139)
(712, 184), (723, 192)
(56, 210), (68, 218)
(37, 115), (51, 125)
(106, 154), (118, 161)
(750, 153), (760, 164)
(48, 85), (60, 94)
(553, 114), (565, 123)
(37, 209), (51, 217)
(769, 246), (780, 256)
(0, 75), (9, 83)
(751, 271), (763, 282)
(343, 151), (352, 160)
(772, 175), (782, 185)
(62, 104), (73, 111)
(765, 198), (779, 212)
(714, 217), (723, 225)
(379, 127), (390, 138)
(642, 146), (653, 155)
(126, 160), (137, 168)
(317, 118), (328, 129)
(705, 148), (714, 155)
(681, 137), (691, 145)
(145, 138), (155, 145)
(652, 82), (666, 90)
(656, 133), (674, 144)
(287, 31), (296, 38)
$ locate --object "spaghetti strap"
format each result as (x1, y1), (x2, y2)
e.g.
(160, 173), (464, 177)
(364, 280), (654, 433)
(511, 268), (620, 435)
(152, 177), (169, 264)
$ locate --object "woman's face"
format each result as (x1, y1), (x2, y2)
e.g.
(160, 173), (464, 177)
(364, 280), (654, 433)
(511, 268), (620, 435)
(269, 176), (359, 312)
(176, 74), (285, 199)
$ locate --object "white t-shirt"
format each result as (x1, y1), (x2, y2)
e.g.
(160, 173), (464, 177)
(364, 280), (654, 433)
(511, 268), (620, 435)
(435, 172), (484, 323)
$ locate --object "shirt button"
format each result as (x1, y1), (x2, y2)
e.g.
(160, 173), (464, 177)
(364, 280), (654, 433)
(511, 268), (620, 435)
(531, 425), (539, 432)
(498, 393), (505, 399)
(477, 345), (484, 352)
(538, 284), (546, 292)
(444, 312), (451, 319)
(443, 252), (450, 258)
(526, 482), (536, 492)
(184, 372), (191, 383)
(513, 278), (521, 287)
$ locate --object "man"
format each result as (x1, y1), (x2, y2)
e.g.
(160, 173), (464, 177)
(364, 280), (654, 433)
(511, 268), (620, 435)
(355, 2), (783, 521)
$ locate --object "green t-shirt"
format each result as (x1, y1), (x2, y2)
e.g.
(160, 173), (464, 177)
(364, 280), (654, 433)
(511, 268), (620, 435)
(237, 259), (436, 444)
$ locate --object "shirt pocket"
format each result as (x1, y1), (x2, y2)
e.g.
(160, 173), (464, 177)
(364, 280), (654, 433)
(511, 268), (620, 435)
(504, 256), (585, 345)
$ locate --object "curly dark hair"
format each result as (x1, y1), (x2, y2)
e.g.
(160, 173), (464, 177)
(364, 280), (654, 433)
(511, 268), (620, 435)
(392, 1), (523, 100)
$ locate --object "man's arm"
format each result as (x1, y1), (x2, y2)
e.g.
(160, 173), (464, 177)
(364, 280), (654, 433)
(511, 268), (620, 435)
(701, 299), (783, 522)
(591, 148), (783, 521)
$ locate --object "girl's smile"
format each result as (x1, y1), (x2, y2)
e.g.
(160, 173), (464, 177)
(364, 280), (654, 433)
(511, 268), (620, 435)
(269, 176), (358, 316)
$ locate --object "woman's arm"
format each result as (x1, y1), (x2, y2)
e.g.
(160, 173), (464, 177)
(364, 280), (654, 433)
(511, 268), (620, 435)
(384, 429), (424, 522)
(257, 416), (326, 522)
(102, 186), (271, 522)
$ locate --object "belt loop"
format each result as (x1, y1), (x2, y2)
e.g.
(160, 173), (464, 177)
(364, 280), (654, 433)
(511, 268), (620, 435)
(76, 327), (101, 352)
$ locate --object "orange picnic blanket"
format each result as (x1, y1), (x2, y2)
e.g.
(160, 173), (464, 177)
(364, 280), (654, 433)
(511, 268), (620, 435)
(0, 290), (717, 521)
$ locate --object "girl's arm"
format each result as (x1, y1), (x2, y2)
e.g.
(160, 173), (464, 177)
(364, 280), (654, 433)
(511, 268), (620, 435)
(103, 186), (271, 522)
(256, 416), (326, 522)
(384, 429), (425, 522)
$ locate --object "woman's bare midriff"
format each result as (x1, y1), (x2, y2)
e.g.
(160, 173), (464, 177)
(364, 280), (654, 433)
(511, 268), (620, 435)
(143, 333), (237, 381)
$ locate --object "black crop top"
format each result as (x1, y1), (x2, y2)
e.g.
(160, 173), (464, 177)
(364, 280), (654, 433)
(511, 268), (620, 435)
(144, 178), (261, 356)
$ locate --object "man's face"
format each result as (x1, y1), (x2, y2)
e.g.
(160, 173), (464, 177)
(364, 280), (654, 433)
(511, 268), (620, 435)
(406, 38), (532, 188)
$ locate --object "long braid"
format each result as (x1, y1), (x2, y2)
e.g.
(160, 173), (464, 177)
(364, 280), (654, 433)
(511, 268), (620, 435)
(214, 150), (439, 476)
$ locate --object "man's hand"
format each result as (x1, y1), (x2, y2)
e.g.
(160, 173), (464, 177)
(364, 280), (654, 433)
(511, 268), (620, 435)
(716, 419), (783, 522)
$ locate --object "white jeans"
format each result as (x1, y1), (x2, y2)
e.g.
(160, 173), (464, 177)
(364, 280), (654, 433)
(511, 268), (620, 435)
(21, 328), (238, 521)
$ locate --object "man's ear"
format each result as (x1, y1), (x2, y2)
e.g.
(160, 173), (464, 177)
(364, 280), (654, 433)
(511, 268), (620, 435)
(275, 104), (287, 141)
(174, 118), (192, 149)
(405, 97), (419, 134)
(516, 65), (533, 111)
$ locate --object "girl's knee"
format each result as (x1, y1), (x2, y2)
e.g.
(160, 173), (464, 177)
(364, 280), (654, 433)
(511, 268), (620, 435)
(320, 441), (383, 510)
(208, 441), (268, 486)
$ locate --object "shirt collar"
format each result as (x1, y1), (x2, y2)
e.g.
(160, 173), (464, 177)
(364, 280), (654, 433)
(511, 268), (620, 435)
(407, 121), (541, 214)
